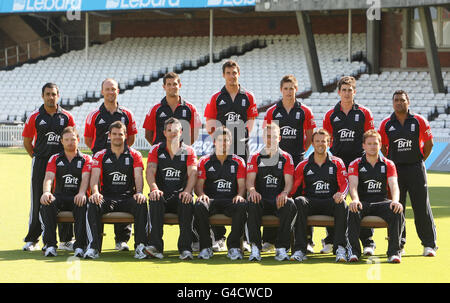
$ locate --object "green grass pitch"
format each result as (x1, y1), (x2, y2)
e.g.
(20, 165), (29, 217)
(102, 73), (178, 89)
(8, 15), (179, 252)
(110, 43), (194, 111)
(0, 148), (449, 283)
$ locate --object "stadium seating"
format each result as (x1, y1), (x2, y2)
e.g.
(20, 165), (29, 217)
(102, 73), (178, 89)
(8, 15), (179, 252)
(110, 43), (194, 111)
(0, 34), (448, 147)
(302, 70), (450, 134)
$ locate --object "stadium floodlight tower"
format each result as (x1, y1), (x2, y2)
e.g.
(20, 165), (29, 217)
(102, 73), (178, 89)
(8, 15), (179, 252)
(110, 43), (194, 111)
(255, 0), (447, 93)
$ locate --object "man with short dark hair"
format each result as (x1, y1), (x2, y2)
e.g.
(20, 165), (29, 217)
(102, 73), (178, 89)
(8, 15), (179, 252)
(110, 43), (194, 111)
(291, 128), (349, 262)
(204, 60), (258, 250)
(84, 121), (148, 259)
(39, 127), (91, 257)
(194, 127), (248, 260)
(84, 78), (138, 251)
(322, 75), (376, 255)
(378, 90), (437, 257)
(22, 82), (75, 251)
(347, 129), (404, 263)
(263, 74), (316, 252)
(143, 72), (201, 146)
(146, 118), (198, 260)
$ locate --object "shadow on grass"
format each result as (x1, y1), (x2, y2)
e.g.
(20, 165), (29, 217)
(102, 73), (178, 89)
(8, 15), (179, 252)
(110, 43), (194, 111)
(0, 249), (427, 266)
(401, 187), (450, 219)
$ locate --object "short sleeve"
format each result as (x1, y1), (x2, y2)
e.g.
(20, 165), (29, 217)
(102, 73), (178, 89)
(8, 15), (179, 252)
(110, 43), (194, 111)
(147, 144), (159, 165)
(46, 154), (59, 174)
(22, 112), (37, 138)
(246, 153), (259, 174)
(82, 155), (92, 174)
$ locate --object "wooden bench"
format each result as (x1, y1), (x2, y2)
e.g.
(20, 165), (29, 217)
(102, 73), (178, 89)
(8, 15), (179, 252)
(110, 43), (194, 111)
(56, 211), (388, 228)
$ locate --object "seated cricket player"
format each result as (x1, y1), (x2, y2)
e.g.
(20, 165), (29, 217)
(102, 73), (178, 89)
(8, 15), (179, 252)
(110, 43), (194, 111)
(39, 127), (91, 257)
(347, 129), (404, 263)
(194, 127), (248, 260)
(291, 128), (349, 262)
(246, 123), (297, 261)
(146, 118), (198, 260)
(84, 121), (149, 259)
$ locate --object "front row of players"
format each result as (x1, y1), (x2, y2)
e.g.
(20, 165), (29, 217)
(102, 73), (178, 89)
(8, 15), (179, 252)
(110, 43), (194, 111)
(39, 118), (405, 263)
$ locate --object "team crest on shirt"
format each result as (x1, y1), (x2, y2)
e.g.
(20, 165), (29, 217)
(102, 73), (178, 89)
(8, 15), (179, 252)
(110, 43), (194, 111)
(77, 161), (82, 169)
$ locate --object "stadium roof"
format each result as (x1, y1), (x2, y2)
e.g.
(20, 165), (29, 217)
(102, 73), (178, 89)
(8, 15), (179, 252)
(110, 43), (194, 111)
(255, 0), (450, 12)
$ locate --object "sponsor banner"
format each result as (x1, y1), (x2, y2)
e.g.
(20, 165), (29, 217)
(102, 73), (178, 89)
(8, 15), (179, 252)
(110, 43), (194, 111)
(1, 0), (255, 14)
(427, 142), (450, 172)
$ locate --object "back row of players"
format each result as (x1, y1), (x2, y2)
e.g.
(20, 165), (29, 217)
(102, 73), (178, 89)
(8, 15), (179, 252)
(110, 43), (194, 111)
(22, 60), (437, 262)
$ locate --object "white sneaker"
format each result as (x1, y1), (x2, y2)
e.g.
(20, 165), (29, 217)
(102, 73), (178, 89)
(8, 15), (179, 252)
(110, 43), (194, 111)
(306, 243), (315, 254)
(242, 241), (251, 253)
(320, 242), (333, 254)
(363, 246), (375, 256)
(388, 255), (401, 263)
(249, 245), (261, 261)
(290, 250), (307, 262)
(74, 248), (84, 258)
(198, 248), (213, 260)
(227, 248), (243, 260)
(83, 248), (99, 259)
(423, 247), (437, 257)
(23, 242), (40, 251)
(191, 242), (200, 252)
(58, 240), (75, 251)
(115, 242), (130, 252)
(212, 239), (227, 252)
(274, 248), (289, 261)
(348, 254), (359, 262)
(134, 244), (148, 259)
(261, 242), (275, 252)
(179, 251), (194, 260)
(144, 245), (163, 259)
(44, 246), (57, 257)
(335, 246), (347, 263)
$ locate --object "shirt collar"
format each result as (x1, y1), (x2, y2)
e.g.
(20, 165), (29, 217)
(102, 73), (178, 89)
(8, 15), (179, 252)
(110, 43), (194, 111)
(308, 151), (333, 165)
(334, 101), (359, 112)
(390, 109), (414, 121)
(161, 96), (186, 107)
(100, 103), (123, 115)
(40, 104), (62, 115)
(221, 85), (245, 96)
